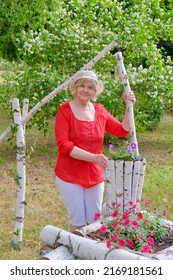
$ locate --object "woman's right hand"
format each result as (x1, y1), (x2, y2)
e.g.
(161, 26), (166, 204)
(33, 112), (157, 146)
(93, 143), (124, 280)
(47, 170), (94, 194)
(94, 154), (108, 169)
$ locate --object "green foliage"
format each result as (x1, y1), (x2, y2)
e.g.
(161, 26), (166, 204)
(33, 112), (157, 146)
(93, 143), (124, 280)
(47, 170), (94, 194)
(0, 0), (173, 132)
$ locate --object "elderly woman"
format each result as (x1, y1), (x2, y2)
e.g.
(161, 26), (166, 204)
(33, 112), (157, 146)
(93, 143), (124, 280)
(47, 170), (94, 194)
(55, 70), (136, 232)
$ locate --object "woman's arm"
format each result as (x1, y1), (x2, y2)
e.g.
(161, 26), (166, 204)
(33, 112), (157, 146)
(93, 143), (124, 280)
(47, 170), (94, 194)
(70, 146), (108, 169)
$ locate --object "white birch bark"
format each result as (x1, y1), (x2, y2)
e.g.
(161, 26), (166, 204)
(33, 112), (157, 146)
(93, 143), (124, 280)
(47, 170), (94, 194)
(115, 51), (139, 156)
(22, 98), (29, 133)
(40, 225), (151, 260)
(115, 160), (124, 212)
(123, 161), (133, 212)
(12, 98), (27, 245)
(41, 246), (75, 260)
(0, 39), (120, 142)
(136, 158), (147, 211)
(40, 245), (54, 257)
(131, 161), (141, 206)
(73, 220), (102, 237)
(103, 160), (116, 216)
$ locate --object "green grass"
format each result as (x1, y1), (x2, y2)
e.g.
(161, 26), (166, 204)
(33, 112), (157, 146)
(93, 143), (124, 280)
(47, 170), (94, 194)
(0, 112), (173, 259)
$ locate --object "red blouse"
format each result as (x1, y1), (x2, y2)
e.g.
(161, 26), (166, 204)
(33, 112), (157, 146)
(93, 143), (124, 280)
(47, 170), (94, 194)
(54, 102), (129, 188)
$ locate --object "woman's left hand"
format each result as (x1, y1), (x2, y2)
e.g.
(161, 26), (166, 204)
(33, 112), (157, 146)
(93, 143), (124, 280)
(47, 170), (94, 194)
(123, 92), (136, 106)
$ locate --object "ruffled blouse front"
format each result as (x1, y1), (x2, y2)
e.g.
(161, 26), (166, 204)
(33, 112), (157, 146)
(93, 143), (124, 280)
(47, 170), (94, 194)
(54, 102), (129, 188)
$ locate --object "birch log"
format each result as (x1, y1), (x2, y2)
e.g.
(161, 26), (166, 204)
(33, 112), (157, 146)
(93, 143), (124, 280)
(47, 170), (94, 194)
(115, 51), (139, 156)
(124, 161), (133, 212)
(0, 38), (120, 142)
(114, 160), (124, 211)
(41, 246), (75, 260)
(40, 225), (151, 260)
(136, 158), (147, 211)
(12, 98), (27, 245)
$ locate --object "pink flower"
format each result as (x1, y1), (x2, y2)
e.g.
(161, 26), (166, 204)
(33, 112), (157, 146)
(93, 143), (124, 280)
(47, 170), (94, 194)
(131, 220), (139, 227)
(118, 239), (126, 247)
(100, 225), (108, 234)
(106, 240), (112, 248)
(117, 202), (123, 208)
(128, 240), (135, 248)
(141, 244), (151, 253)
(111, 233), (118, 241)
(123, 219), (131, 226)
(111, 209), (118, 218)
(122, 213), (129, 220)
(128, 201), (134, 206)
(94, 212), (102, 220)
(137, 236), (142, 242)
(137, 212), (143, 220)
(144, 200), (151, 206)
(147, 236), (154, 245)
(163, 208), (168, 216)
(112, 221), (119, 228)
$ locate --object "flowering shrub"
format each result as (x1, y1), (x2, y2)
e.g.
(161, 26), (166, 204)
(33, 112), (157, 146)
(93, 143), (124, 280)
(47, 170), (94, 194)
(94, 201), (173, 253)
(108, 140), (140, 161)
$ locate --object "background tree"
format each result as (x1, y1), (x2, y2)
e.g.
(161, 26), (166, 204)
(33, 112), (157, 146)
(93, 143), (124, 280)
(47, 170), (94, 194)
(0, 0), (173, 134)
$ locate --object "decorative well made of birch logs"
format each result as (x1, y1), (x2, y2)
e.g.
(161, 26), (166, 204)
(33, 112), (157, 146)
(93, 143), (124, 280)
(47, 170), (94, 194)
(103, 158), (147, 216)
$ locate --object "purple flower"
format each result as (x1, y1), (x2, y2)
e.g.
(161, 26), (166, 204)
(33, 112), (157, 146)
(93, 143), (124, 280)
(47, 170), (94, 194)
(130, 142), (137, 150)
(108, 144), (115, 149)
(126, 146), (132, 152)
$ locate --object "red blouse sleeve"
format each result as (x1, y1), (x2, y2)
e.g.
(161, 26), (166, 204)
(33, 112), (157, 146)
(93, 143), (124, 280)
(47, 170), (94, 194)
(54, 104), (75, 155)
(99, 104), (130, 138)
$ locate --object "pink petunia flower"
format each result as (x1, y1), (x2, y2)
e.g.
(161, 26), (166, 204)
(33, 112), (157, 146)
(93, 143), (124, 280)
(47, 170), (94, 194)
(106, 240), (112, 248)
(123, 219), (131, 226)
(137, 212), (143, 220)
(94, 212), (102, 220)
(137, 236), (142, 242)
(111, 209), (119, 218)
(111, 233), (118, 241)
(117, 202), (123, 208)
(147, 236), (154, 245)
(122, 213), (129, 220)
(99, 224), (108, 234)
(131, 220), (139, 227)
(141, 244), (151, 253)
(128, 201), (134, 206)
(128, 240), (135, 248)
(118, 239), (126, 247)
(112, 221), (119, 228)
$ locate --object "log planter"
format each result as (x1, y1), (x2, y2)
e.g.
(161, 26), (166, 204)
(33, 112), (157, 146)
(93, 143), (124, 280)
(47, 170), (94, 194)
(40, 220), (173, 260)
(103, 158), (147, 216)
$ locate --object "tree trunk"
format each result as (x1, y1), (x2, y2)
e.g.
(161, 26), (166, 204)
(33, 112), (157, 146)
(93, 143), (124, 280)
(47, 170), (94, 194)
(11, 98), (28, 246)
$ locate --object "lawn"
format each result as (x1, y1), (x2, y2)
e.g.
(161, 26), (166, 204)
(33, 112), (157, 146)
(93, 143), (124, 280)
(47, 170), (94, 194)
(0, 112), (173, 259)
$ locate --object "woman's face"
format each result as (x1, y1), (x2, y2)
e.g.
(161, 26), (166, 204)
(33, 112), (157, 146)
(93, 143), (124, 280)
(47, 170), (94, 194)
(75, 79), (97, 102)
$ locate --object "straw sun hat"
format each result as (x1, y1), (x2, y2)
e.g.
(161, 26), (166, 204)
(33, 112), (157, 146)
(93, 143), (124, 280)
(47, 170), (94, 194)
(68, 70), (104, 96)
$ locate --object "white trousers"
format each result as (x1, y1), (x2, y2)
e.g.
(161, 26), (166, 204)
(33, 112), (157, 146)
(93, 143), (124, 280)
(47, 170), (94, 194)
(56, 176), (104, 226)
